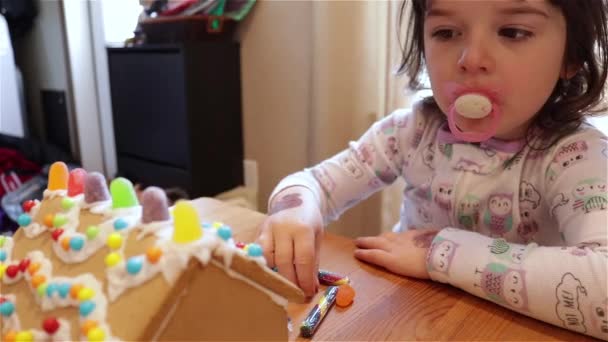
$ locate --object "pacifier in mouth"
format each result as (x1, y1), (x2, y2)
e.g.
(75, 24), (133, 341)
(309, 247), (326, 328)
(447, 93), (501, 142)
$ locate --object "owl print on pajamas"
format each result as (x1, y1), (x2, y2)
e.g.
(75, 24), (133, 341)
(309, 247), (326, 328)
(427, 237), (459, 276)
(517, 201), (539, 243)
(572, 178), (608, 213)
(474, 263), (529, 311)
(339, 154), (364, 179)
(356, 143), (375, 166)
(454, 157), (485, 174)
(438, 142), (453, 160)
(457, 194), (481, 230)
(520, 181), (541, 209)
(488, 239), (528, 264)
(547, 140), (589, 182)
(434, 182), (454, 212)
(417, 202), (433, 223)
(312, 167), (336, 196)
(379, 116), (396, 135)
(385, 136), (399, 161)
(484, 193), (514, 237)
(588, 298), (608, 337)
(422, 143), (435, 170)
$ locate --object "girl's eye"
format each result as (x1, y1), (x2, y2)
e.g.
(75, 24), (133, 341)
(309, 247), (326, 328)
(432, 29), (459, 40)
(499, 27), (533, 41)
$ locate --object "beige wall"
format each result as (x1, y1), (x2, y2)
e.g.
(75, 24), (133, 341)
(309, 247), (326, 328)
(238, 1), (392, 237)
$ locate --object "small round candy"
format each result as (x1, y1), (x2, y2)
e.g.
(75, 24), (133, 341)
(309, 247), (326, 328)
(14, 331), (33, 342)
(43, 317), (60, 334)
(217, 226), (232, 241)
(37, 283), (48, 297)
(79, 300), (96, 317)
(51, 229), (64, 242)
(43, 214), (54, 227)
(70, 284), (83, 299)
(6, 265), (19, 278)
(201, 222), (212, 229)
(454, 93), (492, 119)
(27, 262), (40, 275)
(18, 259), (30, 272)
(0, 264), (7, 279)
(126, 256), (143, 275)
(53, 214), (68, 228)
(31, 274), (46, 288)
(106, 233), (123, 250)
(87, 327), (105, 341)
(60, 237), (70, 251)
(81, 320), (98, 335)
(86, 226), (99, 240)
(22, 200), (36, 213)
(70, 236), (85, 251)
(235, 242), (245, 249)
(105, 253), (121, 267)
(0, 250), (6, 262)
(247, 243), (263, 257)
(46, 283), (59, 298)
(0, 301), (14, 316)
(78, 287), (95, 301)
(17, 214), (31, 227)
(0, 236), (5, 247)
(113, 218), (128, 231)
(58, 283), (71, 298)
(146, 247), (162, 264)
(61, 198), (75, 210)
(3, 331), (16, 342)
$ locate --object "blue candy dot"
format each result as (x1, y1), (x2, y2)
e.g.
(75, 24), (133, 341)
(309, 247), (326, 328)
(58, 283), (71, 298)
(0, 301), (14, 316)
(247, 243), (263, 257)
(70, 236), (85, 251)
(202, 222), (212, 229)
(114, 218), (128, 231)
(46, 283), (59, 298)
(126, 256), (143, 275)
(0, 250), (6, 262)
(17, 213), (31, 227)
(217, 226), (232, 241)
(79, 300), (96, 317)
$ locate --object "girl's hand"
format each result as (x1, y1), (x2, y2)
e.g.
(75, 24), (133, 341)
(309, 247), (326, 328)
(255, 187), (324, 297)
(354, 229), (440, 279)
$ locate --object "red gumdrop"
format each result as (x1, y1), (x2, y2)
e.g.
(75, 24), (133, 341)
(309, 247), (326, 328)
(51, 229), (64, 242)
(6, 265), (20, 278)
(0, 297), (6, 304)
(43, 317), (60, 334)
(18, 259), (31, 272)
(22, 200), (36, 213)
(68, 168), (87, 197)
(235, 242), (246, 249)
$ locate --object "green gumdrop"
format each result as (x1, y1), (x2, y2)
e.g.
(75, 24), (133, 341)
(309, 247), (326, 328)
(37, 283), (48, 296)
(0, 236), (5, 247)
(110, 178), (139, 209)
(53, 214), (68, 228)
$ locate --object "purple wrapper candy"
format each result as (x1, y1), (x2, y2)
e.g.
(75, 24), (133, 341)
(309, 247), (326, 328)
(84, 172), (110, 204)
(141, 187), (170, 223)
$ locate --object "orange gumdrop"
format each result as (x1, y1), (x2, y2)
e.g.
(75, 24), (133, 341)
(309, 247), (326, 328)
(28, 262), (41, 275)
(336, 284), (355, 307)
(48, 162), (69, 191)
(60, 237), (70, 251)
(3, 331), (16, 342)
(70, 284), (83, 299)
(43, 214), (55, 228)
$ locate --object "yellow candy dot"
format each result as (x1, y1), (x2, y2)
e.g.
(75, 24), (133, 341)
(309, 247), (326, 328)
(81, 320), (98, 335)
(78, 287), (95, 301)
(212, 221), (223, 229)
(0, 264), (6, 280)
(106, 233), (123, 250)
(105, 253), (121, 267)
(87, 327), (105, 341)
(243, 244), (250, 252)
(15, 331), (33, 342)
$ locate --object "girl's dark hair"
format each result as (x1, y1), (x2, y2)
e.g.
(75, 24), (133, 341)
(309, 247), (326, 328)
(397, 0), (608, 149)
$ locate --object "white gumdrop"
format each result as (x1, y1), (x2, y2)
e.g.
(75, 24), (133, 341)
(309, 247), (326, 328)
(454, 93), (492, 119)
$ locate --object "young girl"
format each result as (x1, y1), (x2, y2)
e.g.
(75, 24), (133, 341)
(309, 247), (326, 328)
(256, 0), (608, 339)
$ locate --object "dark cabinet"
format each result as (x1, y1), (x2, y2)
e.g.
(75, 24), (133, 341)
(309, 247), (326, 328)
(107, 43), (243, 197)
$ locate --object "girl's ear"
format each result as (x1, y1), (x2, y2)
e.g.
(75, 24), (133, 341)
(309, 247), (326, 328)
(560, 63), (580, 80)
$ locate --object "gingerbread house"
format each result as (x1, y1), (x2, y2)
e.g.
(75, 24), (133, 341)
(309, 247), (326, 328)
(0, 162), (304, 341)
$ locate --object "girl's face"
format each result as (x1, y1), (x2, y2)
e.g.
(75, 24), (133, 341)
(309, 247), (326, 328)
(424, 0), (569, 140)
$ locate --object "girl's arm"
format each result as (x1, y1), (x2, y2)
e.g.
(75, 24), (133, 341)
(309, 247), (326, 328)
(426, 130), (608, 340)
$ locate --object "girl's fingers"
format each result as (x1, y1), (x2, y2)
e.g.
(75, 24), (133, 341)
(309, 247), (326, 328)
(293, 231), (316, 297)
(275, 233), (298, 286)
(256, 221), (276, 268)
(355, 236), (390, 251)
(354, 248), (393, 268)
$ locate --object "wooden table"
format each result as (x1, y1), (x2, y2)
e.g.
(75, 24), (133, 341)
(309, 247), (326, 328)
(192, 198), (597, 341)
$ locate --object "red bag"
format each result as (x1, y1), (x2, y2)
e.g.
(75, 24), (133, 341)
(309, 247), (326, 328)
(0, 148), (41, 198)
